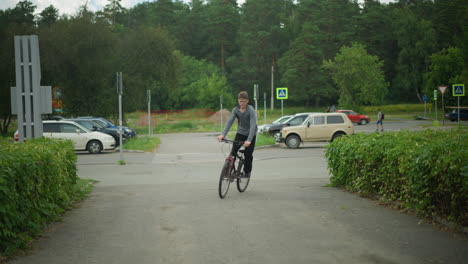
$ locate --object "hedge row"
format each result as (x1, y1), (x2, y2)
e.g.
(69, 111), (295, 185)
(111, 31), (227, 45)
(0, 138), (78, 255)
(325, 129), (468, 225)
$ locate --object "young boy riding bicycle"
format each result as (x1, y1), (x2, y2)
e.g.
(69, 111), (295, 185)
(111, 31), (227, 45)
(217, 91), (258, 178)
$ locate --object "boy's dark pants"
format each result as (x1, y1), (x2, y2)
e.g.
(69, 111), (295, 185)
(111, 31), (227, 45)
(230, 133), (256, 174)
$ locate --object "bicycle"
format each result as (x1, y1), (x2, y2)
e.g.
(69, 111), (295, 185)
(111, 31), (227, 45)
(218, 138), (250, 199)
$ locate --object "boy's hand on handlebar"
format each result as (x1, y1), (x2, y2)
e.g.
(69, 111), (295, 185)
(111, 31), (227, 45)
(243, 141), (251, 147)
(217, 135), (225, 142)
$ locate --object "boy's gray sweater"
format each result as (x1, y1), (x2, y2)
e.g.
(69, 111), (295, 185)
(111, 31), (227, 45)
(222, 105), (258, 142)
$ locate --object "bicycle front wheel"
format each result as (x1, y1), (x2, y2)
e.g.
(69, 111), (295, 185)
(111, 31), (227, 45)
(218, 159), (232, 199)
(236, 158), (250, 192)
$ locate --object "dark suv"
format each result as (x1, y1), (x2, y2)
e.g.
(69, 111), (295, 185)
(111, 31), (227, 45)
(444, 109), (468, 122)
(78, 117), (137, 138)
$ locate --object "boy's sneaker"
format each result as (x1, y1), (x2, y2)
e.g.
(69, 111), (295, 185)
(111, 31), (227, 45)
(243, 172), (251, 178)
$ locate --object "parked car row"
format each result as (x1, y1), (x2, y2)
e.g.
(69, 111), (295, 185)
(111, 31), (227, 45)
(14, 116), (136, 154)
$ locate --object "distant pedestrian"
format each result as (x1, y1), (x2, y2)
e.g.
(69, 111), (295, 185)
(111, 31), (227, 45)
(376, 109), (384, 132)
(326, 106), (330, 113)
(331, 105), (336, 112)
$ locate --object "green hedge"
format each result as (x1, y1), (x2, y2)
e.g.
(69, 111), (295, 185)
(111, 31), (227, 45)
(0, 138), (78, 255)
(325, 129), (468, 225)
(362, 103), (432, 114)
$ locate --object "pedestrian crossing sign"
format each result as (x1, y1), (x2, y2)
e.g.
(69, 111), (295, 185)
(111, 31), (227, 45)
(452, 84), (465, 96)
(276, 88), (288, 99)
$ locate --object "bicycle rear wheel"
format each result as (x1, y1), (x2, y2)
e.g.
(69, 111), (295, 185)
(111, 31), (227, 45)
(236, 158), (250, 192)
(218, 159), (232, 199)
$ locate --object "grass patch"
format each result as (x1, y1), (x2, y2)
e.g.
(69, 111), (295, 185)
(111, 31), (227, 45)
(256, 133), (276, 147)
(123, 136), (160, 152)
(226, 131), (276, 147)
(73, 178), (97, 201)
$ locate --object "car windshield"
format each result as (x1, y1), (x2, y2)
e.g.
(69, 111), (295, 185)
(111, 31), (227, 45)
(93, 119), (110, 128)
(274, 116), (291, 124)
(76, 121), (94, 130)
(101, 118), (116, 126)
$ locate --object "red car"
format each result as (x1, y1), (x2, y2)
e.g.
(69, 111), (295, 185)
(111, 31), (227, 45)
(335, 110), (370, 125)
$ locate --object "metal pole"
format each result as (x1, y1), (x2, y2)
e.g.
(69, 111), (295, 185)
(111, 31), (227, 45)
(434, 90), (437, 122)
(281, 100), (283, 117)
(254, 84), (258, 116)
(424, 101), (426, 119)
(118, 72), (123, 162)
(263, 92), (266, 125)
(442, 92), (445, 125)
(220, 95), (223, 132)
(458, 97), (460, 123)
(147, 89), (151, 136)
(271, 65), (274, 111)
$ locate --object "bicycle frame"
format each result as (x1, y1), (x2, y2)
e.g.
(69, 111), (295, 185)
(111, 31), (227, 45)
(218, 138), (249, 198)
(225, 150), (245, 181)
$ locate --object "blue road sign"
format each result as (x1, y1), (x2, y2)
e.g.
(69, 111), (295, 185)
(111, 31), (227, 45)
(276, 88), (288, 99)
(422, 95), (428, 102)
(453, 84), (465, 96)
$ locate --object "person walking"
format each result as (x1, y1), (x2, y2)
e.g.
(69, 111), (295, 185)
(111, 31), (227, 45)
(376, 108), (384, 132)
(217, 91), (258, 178)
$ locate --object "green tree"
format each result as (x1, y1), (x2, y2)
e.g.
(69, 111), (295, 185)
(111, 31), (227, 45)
(38, 5), (59, 26)
(297, 0), (360, 60)
(39, 8), (117, 116)
(391, 7), (436, 102)
(177, 0), (209, 59)
(356, 0), (398, 88)
(423, 47), (465, 106)
(206, 0), (239, 72)
(99, 0), (127, 26)
(116, 26), (181, 111)
(323, 43), (388, 109)
(278, 22), (335, 107)
(233, 0), (293, 98)
(175, 55), (234, 109)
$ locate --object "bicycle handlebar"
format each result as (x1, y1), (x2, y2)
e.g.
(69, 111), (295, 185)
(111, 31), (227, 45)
(221, 138), (244, 145)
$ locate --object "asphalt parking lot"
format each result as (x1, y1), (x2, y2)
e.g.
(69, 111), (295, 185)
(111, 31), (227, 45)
(10, 122), (468, 264)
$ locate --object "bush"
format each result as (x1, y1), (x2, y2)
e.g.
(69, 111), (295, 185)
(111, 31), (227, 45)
(325, 129), (468, 225)
(0, 138), (78, 255)
(362, 104), (431, 114)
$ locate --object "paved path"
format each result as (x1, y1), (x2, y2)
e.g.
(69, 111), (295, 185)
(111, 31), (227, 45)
(10, 132), (468, 264)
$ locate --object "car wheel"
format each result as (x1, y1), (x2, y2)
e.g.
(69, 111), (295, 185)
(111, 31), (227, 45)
(87, 140), (103, 154)
(360, 119), (368, 125)
(285, 134), (300, 149)
(331, 132), (345, 142)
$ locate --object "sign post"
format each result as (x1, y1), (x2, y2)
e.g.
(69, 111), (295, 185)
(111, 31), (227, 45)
(438, 86), (447, 125)
(10, 35), (52, 142)
(254, 84), (259, 118)
(422, 95), (428, 118)
(116, 72), (124, 163)
(433, 89), (438, 122)
(220, 95), (223, 131)
(263, 92), (266, 125)
(147, 90), (151, 136)
(453, 84), (465, 123)
(276, 87), (288, 117)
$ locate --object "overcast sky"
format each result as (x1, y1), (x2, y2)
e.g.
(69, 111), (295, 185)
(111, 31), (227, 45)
(0, 0), (395, 16)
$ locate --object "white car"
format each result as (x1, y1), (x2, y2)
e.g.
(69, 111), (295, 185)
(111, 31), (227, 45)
(14, 120), (116, 154)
